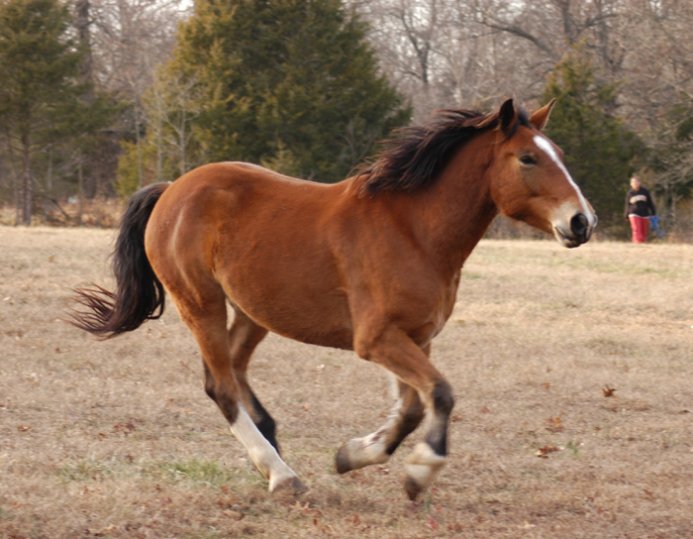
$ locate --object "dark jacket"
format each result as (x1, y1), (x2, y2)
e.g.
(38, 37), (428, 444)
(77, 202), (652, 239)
(625, 187), (656, 218)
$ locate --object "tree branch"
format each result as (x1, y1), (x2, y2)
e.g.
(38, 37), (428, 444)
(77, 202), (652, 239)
(480, 20), (556, 57)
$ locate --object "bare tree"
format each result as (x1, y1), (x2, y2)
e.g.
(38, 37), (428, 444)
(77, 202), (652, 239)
(349, 0), (693, 231)
(145, 68), (203, 178)
(88, 0), (188, 187)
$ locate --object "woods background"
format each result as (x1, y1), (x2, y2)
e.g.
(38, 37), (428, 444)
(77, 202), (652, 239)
(1, 0), (692, 238)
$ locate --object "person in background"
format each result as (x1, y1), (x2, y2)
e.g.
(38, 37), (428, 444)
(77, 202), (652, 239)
(624, 176), (657, 243)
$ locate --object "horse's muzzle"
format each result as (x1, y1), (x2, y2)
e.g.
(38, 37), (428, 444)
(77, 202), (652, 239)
(554, 212), (595, 248)
(571, 213), (590, 242)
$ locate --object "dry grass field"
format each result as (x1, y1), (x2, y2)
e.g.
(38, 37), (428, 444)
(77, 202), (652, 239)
(1, 225), (692, 538)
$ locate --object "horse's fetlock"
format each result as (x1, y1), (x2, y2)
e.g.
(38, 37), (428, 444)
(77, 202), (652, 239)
(432, 380), (454, 416)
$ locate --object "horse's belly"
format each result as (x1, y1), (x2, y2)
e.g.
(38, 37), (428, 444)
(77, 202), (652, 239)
(228, 285), (355, 350)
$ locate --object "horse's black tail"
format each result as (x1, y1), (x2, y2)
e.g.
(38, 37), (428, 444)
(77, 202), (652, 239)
(69, 183), (169, 338)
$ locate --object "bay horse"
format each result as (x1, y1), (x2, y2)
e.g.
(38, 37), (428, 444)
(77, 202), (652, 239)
(71, 99), (596, 500)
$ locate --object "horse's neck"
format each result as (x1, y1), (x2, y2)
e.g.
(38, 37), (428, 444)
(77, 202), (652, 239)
(406, 137), (498, 273)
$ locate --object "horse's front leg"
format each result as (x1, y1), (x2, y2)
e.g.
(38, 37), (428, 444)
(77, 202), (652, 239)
(343, 326), (454, 500)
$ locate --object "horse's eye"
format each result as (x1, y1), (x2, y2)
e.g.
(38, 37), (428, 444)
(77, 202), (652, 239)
(519, 154), (537, 166)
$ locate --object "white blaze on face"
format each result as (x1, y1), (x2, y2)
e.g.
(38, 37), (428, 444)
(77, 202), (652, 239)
(533, 135), (595, 224)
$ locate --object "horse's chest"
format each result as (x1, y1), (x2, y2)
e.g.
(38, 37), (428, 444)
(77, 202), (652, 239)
(390, 271), (461, 345)
(433, 274), (462, 332)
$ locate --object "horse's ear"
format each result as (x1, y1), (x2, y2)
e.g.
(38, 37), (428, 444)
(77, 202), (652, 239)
(529, 98), (557, 131)
(498, 98), (517, 135)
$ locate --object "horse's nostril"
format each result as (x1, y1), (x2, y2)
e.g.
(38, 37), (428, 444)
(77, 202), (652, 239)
(570, 213), (588, 237)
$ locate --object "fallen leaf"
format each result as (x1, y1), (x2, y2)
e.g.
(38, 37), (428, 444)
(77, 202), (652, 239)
(17, 425), (31, 432)
(87, 524), (117, 536)
(447, 522), (465, 533)
(602, 385), (616, 397)
(546, 416), (564, 433)
(643, 489), (656, 501)
(112, 421), (137, 436)
(536, 445), (562, 458)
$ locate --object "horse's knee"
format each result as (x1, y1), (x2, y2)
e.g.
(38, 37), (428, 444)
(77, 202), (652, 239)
(352, 323), (389, 360)
(353, 335), (374, 360)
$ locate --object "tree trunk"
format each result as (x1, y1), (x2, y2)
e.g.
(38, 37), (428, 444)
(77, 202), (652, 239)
(4, 127), (22, 226)
(134, 102), (144, 189)
(20, 133), (32, 226)
(75, 0), (94, 92)
(77, 152), (84, 226)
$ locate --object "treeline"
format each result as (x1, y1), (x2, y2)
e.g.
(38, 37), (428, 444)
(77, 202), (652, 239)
(1, 0), (691, 236)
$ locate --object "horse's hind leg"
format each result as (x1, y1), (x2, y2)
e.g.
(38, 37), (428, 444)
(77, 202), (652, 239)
(225, 309), (280, 452)
(176, 292), (303, 493)
(335, 376), (425, 473)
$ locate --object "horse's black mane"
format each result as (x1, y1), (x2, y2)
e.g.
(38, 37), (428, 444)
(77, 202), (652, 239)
(357, 106), (529, 195)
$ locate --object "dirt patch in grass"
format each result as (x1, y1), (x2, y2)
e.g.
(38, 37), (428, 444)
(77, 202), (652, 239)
(1, 226), (691, 538)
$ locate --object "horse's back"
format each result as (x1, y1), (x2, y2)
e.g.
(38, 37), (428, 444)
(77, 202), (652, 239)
(156, 161), (336, 211)
(148, 160), (343, 240)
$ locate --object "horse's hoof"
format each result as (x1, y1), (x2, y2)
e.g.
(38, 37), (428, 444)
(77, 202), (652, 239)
(404, 476), (424, 501)
(403, 442), (446, 500)
(270, 475), (308, 496)
(335, 436), (389, 474)
(335, 444), (352, 474)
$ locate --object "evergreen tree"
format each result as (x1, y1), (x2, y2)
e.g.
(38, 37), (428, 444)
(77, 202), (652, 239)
(0, 0), (114, 224)
(130, 0), (410, 186)
(648, 98), (693, 227)
(543, 46), (643, 233)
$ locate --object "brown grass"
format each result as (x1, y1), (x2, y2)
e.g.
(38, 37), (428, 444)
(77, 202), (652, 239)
(1, 226), (692, 538)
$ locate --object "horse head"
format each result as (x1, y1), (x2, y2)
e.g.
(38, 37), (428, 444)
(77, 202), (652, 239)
(487, 99), (597, 248)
